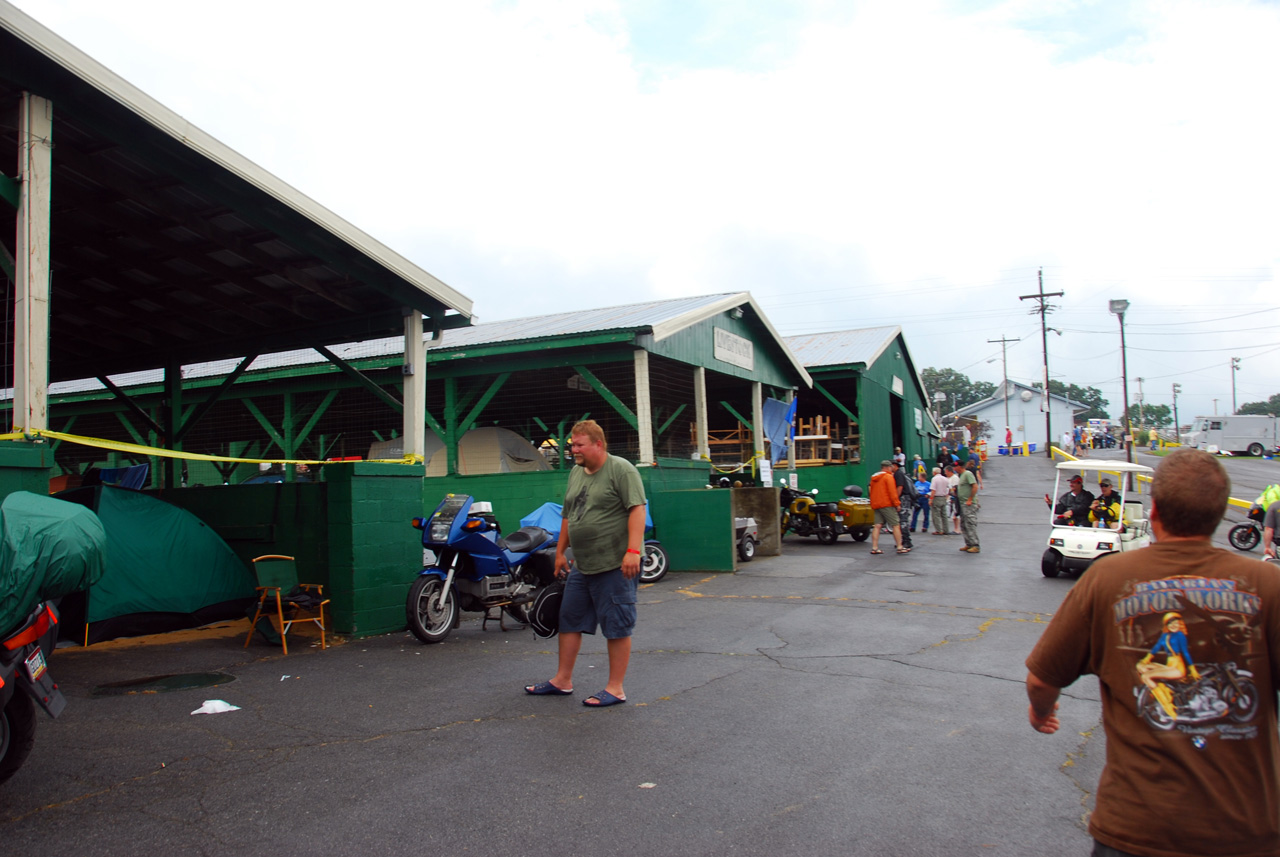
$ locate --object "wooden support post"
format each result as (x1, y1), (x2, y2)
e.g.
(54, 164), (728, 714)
(752, 381), (764, 475)
(694, 367), (709, 461)
(402, 310), (427, 462)
(13, 93), (52, 434)
(635, 350), (654, 465)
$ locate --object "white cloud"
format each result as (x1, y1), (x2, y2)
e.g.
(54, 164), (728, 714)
(7, 0), (1280, 419)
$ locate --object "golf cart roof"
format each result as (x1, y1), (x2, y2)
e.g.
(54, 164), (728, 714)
(1055, 460), (1154, 474)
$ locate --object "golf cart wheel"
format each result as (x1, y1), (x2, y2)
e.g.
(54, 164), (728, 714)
(640, 543), (669, 583)
(850, 528), (870, 542)
(1248, 442), (1265, 457)
(1041, 549), (1063, 578)
(1229, 523), (1261, 552)
(0, 692), (37, 786)
(737, 536), (756, 562)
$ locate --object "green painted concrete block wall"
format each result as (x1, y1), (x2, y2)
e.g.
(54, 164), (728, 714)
(650, 488), (735, 571)
(0, 442), (53, 499)
(327, 462), (426, 638)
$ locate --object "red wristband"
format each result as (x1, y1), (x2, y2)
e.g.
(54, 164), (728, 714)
(626, 548), (641, 555)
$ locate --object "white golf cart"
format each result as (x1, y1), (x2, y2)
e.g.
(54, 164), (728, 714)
(1042, 460), (1154, 578)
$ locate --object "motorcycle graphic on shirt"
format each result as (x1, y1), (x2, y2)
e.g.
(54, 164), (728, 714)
(1114, 575), (1263, 738)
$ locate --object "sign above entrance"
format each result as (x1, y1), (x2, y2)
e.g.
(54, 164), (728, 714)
(714, 327), (754, 371)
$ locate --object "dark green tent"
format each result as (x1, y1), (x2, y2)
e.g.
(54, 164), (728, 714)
(56, 486), (255, 644)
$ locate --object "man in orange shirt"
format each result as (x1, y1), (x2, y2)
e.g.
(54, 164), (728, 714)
(869, 460), (908, 555)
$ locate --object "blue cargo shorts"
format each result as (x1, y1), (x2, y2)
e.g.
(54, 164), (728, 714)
(559, 567), (637, 639)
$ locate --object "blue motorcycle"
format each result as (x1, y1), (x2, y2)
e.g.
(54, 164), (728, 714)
(405, 494), (559, 644)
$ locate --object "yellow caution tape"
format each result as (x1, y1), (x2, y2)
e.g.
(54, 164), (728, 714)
(0, 429), (424, 466)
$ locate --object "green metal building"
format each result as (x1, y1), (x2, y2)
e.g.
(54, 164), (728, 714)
(783, 327), (940, 498)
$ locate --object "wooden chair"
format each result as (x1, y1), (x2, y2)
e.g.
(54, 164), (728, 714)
(243, 555), (329, 654)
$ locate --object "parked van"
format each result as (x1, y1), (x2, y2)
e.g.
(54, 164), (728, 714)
(1186, 415), (1279, 456)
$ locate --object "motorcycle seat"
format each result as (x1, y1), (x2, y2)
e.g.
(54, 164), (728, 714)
(500, 526), (552, 554)
(811, 503), (839, 513)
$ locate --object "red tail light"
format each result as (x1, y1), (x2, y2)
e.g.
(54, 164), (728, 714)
(3, 605), (58, 651)
(411, 517), (426, 530)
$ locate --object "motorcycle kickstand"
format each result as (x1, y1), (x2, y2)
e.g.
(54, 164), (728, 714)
(482, 605), (526, 632)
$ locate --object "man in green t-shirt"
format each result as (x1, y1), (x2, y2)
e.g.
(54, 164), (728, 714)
(524, 420), (646, 708)
(954, 459), (979, 553)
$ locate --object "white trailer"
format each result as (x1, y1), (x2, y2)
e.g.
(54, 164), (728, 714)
(1186, 415), (1279, 456)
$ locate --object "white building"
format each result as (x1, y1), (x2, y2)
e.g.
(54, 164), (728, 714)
(949, 380), (1088, 452)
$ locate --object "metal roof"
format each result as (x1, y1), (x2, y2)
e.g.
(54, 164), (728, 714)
(28, 292), (812, 396)
(953, 380), (1089, 418)
(784, 326), (901, 368)
(0, 2), (472, 383)
(431, 293), (742, 350)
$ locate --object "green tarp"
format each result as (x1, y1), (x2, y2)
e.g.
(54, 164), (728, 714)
(0, 492), (106, 636)
(56, 486), (255, 643)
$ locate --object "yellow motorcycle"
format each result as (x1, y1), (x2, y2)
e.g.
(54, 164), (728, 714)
(781, 485), (873, 545)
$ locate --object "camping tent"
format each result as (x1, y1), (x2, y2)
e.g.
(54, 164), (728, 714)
(369, 427), (552, 476)
(55, 486), (255, 644)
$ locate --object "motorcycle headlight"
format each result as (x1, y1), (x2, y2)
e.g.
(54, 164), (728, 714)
(429, 517), (452, 542)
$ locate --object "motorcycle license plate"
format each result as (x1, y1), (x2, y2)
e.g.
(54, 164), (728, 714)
(25, 646), (48, 681)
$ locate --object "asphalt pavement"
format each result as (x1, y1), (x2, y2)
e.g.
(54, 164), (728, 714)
(1, 448), (1273, 856)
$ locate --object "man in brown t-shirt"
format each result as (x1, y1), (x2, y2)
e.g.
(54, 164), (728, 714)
(1026, 449), (1280, 857)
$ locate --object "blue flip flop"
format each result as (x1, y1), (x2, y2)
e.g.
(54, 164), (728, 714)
(525, 681), (573, 696)
(583, 690), (626, 707)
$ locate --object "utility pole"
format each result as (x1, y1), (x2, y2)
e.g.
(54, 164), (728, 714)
(1019, 268), (1063, 458)
(1172, 383), (1181, 443)
(987, 335), (1020, 443)
(1231, 357), (1241, 414)
(1136, 377), (1145, 428)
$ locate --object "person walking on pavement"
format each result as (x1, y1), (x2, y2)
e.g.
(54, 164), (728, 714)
(910, 472), (931, 533)
(1025, 449), (1280, 857)
(525, 419), (646, 707)
(929, 466), (951, 535)
(954, 459), (979, 553)
(892, 461), (915, 549)
(869, 460), (908, 555)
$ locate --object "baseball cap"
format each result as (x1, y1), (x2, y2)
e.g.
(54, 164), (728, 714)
(1099, 479), (1112, 487)
(1069, 476), (1083, 484)
(880, 460), (893, 467)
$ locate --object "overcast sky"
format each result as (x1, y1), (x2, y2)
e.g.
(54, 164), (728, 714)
(10, 0), (1280, 424)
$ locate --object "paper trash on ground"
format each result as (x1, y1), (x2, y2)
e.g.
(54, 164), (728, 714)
(191, 700), (241, 715)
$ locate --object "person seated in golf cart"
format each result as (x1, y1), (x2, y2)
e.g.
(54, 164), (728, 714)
(1050, 475), (1095, 526)
(1088, 480), (1122, 529)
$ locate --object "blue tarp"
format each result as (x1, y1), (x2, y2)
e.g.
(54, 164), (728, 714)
(762, 397), (798, 464)
(520, 502), (653, 538)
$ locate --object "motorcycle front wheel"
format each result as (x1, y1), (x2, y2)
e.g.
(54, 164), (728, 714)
(406, 577), (457, 644)
(640, 544), (669, 583)
(1229, 523), (1261, 551)
(0, 691), (37, 786)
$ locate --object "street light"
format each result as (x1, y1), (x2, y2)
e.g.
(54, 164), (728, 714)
(1110, 300), (1134, 485)
(932, 391), (946, 429)
(1172, 383), (1181, 443)
(1231, 357), (1241, 414)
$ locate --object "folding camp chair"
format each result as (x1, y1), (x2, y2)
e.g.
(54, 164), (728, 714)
(243, 555), (329, 654)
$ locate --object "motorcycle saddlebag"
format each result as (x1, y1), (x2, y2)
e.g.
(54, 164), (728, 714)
(529, 582), (565, 639)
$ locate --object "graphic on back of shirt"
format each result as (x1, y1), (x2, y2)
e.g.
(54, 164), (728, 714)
(1113, 574), (1262, 740)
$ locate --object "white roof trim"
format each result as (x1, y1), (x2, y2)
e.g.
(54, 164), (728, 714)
(0, 1), (472, 318)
